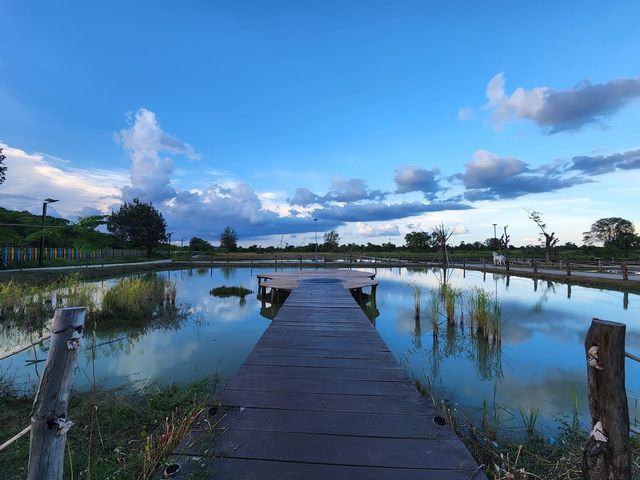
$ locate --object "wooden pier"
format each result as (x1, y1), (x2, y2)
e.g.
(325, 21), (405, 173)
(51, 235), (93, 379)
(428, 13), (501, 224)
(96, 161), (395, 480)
(160, 271), (485, 479)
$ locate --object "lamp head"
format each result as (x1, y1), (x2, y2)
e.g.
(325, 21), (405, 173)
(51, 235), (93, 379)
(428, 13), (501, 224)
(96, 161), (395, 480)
(44, 198), (59, 204)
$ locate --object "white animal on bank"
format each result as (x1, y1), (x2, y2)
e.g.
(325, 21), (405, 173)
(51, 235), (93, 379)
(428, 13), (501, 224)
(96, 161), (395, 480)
(492, 251), (506, 266)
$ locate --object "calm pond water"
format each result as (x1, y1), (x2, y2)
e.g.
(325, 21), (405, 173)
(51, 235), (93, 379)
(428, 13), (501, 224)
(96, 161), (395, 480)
(2, 266), (639, 435)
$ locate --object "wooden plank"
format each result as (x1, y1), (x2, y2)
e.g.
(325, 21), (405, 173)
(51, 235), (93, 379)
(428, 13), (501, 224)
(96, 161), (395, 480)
(227, 375), (417, 396)
(188, 429), (479, 470)
(220, 389), (429, 414)
(162, 455), (480, 480)
(244, 354), (400, 369)
(253, 346), (395, 359)
(237, 364), (409, 382)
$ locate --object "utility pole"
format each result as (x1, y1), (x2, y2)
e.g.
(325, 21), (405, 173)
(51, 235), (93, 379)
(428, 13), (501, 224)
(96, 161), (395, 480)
(38, 198), (59, 266)
(314, 218), (318, 263)
(168, 232), (173, 258)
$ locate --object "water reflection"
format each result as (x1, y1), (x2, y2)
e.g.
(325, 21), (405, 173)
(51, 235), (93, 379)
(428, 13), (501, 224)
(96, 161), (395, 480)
(2, 266), (639, 435)
(370, 266), (640, 432)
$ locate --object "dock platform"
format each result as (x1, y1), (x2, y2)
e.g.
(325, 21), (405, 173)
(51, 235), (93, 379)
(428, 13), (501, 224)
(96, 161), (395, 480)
(159, 271), (485, 479)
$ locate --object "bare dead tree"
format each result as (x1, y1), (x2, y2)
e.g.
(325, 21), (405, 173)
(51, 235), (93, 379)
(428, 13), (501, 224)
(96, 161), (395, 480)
(432, 223), (454, 266)
(527, 210), (559, 262)
(499, 225), (510, 255)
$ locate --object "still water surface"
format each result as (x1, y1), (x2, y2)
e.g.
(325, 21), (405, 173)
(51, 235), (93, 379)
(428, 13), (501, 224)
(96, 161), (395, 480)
(3, 266), (638, 434)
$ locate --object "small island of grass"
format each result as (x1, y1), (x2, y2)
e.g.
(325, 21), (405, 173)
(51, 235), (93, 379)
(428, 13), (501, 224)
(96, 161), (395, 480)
(210, 285), (253, 297)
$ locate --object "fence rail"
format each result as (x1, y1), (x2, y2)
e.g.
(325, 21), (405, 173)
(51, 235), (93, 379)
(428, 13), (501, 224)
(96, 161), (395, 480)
(1, 246), (146, 267)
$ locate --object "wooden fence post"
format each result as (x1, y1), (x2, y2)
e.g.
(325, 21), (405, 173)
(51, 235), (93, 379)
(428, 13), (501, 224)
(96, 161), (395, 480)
(27, 307), (86, 480)
(566, 261), (572, 276)
(621, 262), (628, 281)
(582, 318), (630, 479)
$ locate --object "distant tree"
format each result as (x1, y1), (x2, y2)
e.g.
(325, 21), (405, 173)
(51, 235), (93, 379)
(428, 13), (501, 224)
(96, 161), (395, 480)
(583, 217), (636, 247)
(220, 226), (238, 251)
(485, 237), (501, 251)
(69, 215), (109, 249)
(189, 236), (214, 251)
(404, 231), (432, 252)
(527, 210), (559, 262)
(107, 198), (167, 258)
(323, 230), (340, 252)
(0, 147), (7, 185)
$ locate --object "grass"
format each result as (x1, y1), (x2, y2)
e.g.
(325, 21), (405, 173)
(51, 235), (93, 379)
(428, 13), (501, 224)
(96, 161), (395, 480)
(414, 378), (640, 479)
(100, 276), (170, 323)
(439, 283), (460, 326)
(209, 285), (253, 297)
(467, 287), (502, 343)
(429, 289), (440, 336)
(0, 380), (214, 480)
(1, 273), (180, 329)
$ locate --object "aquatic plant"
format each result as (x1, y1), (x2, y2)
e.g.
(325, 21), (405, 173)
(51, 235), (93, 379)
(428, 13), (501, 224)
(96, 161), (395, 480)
(467, 287), (502, 343)
(440, 283), (460, 326)
(519, 407), (540, 438)
(100, 276), (168, 323)
(209, 285), (253, 298)
(429, 289), (440, 336)
(410, 282), (422, 319)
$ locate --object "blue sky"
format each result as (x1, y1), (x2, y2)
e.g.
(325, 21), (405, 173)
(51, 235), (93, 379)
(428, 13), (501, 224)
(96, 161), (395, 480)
(1, 0), (639, 246)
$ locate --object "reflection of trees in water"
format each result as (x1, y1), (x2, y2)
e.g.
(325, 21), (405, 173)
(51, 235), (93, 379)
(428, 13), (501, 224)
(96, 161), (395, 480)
(221, 266), (236, 280)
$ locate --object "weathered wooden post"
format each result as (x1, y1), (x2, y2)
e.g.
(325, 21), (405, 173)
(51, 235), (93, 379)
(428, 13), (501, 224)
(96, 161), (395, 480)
(28, 307), (86, 480)
(566, 261), (572, 276)
(482, 257), (486, 269)
(621, 262), (628, 281)
(598, 260), (603, 273)
(533, 259), (538, 274)
(582, 318), (630, 479)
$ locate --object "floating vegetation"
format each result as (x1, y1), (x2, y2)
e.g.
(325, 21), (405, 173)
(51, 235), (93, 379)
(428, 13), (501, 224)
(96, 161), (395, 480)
(209, 285), (253, 298)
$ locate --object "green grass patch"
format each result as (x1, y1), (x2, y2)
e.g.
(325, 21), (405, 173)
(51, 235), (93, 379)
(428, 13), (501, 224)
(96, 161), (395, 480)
(209, 285), (253, 297)
(0, 380), (214, 480)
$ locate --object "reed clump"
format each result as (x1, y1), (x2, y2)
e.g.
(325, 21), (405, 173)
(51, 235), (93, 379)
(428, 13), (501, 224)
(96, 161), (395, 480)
(439, 283), (460, 325)
(429, 289), (440, 336)
(467, 287), (502, 343)
(410, 282), (422, 319)
(0, 280), (54, 325)
(100, 276), (169, 323)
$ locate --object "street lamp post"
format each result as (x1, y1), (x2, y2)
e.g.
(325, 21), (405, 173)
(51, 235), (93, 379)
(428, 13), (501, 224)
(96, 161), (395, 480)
(167, 232), (173, 258)
(314, 218), (318, 263)
(492, 223), (497, 240)
(39, 198), (59, 266)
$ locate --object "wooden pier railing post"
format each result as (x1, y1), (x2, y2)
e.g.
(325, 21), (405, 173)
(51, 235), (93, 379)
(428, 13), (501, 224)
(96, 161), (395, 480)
(27, 307), (86, 480)
(582, 318), (630, 479)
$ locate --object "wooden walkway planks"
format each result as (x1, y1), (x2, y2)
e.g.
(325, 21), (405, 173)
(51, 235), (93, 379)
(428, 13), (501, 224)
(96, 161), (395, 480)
(160, 275), (485, 479)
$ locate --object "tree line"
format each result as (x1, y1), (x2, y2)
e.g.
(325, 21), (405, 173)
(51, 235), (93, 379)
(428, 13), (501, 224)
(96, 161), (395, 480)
(1, 198), (637, 259)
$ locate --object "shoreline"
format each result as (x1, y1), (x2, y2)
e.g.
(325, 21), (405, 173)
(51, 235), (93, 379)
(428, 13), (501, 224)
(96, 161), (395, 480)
(1, 258), (638, 294)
